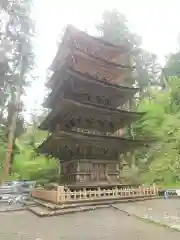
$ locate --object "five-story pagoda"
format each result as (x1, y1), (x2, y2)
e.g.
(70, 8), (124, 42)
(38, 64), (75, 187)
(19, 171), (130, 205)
(38, 25), (149, 188)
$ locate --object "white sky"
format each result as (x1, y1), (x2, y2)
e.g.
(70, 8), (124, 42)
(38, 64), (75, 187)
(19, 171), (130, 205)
(24, 0), (180, 119)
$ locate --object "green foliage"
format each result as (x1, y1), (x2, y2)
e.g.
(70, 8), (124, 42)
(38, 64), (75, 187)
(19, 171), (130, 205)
(0, 0), (35, 111)
(96, 9), (162, 94)
(97, 9), (180, 187)
(133, 75), (180, 186)
(0, 0), (36, 176)
(9, 127), (59, 183)
(0, 127), (7, 176)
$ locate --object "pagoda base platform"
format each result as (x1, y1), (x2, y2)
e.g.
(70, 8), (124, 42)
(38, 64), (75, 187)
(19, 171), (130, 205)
(27, 196), (161, 217)
(31, 184), (159, 217)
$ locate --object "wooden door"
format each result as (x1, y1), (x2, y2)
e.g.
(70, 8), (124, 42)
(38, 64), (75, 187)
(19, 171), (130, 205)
(92, 163), (106, 181)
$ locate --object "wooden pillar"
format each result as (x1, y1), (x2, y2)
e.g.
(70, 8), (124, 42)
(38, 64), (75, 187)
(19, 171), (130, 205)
(57, 185), (65, 204)
(76, 160), (80, 182)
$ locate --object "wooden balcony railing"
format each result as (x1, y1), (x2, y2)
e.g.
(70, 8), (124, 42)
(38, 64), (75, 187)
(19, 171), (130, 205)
(32, 184), (158, 205)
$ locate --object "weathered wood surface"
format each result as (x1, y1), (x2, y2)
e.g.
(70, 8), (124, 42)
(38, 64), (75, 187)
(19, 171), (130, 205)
(39, 24), (153, 189)
(44, 68), (137, 109)
(38, 130), (151, 160)
(40, 97), (143, 132)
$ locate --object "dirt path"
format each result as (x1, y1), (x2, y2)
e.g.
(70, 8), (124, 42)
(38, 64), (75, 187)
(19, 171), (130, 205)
(0, 207), (179, 239)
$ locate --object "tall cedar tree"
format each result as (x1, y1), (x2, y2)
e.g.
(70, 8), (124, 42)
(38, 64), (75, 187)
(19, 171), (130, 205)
(0, 0), (35, 174)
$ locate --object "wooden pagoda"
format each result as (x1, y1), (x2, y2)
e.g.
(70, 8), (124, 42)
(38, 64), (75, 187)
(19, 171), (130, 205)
(38, 25), (149, 188)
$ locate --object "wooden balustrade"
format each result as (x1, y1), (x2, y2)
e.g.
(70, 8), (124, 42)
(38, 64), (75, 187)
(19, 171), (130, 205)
(32, 189), (58, 203)
(32, 184), (158, 205)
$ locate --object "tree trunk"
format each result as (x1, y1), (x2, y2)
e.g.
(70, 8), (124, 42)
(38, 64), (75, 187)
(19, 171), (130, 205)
(1, 55), (24, 184)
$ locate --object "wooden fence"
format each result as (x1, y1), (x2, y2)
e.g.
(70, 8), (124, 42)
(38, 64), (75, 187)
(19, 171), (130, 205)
(32, 184), (158, 204)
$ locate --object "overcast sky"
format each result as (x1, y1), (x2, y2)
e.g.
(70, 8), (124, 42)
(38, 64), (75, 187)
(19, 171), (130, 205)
(24, 0), (180, 119)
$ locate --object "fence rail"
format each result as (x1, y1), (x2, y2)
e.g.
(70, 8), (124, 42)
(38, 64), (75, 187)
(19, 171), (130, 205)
(32, 185), (158, 204)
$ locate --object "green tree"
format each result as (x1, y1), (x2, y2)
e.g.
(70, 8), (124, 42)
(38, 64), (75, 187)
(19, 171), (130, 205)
(0, 0), (35, 178)
(133, 79), (180, 186)
(96, 9), (161, 97)
(11, 126), (59, 183)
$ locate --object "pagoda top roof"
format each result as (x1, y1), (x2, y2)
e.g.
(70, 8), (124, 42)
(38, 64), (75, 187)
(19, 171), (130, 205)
(63, 25), (129, 49)
(50, 24), (131, 71)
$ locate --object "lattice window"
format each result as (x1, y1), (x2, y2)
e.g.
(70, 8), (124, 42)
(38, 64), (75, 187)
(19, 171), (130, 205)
(96, 96), (110, 105)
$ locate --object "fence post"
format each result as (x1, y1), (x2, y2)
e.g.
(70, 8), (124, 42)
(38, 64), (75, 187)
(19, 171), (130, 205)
(83, 188), (87, 199)
(143, 187), (146, 196)
(156, 186), (159, 196)
(79, 190), (82, 200)
(153, 183), (157, 196)
(57, 185), (65, 204)
(115, 187), (118, 197)
(97, 187), (101, 197)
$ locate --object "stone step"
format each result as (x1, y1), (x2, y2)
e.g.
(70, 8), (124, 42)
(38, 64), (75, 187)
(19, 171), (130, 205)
(21, 199), (37, 206)
(31, 197), (116, 210)
(28, 196), (161, 217)
(31, 195), (160, 210)
(27, 204), (109, 217)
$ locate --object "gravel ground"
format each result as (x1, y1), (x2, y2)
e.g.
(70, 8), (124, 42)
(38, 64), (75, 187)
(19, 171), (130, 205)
(0, 207), (179, 240)
(0, 203), (24, 212)
(113, 198), (180, 230)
